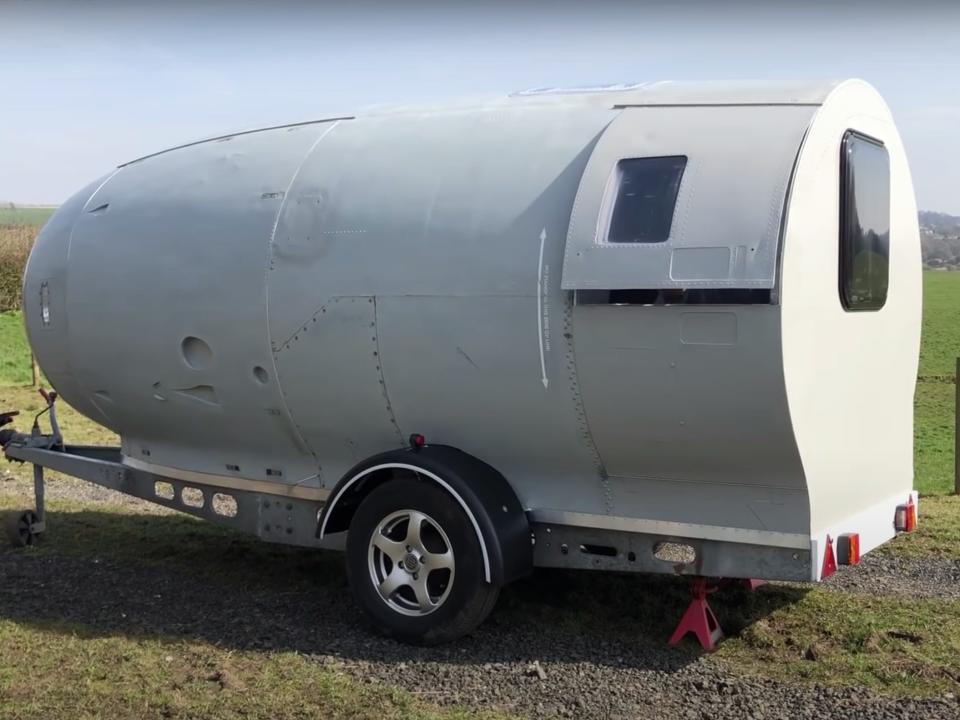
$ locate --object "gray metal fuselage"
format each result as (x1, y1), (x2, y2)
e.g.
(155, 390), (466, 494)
(27, 84), (867, 576)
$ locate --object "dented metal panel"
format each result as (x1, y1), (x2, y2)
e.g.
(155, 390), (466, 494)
(55, 121), (339, 486)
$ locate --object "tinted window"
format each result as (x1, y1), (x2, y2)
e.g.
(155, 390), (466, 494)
(840, 131), (889, 311)
(607, 156), (687, 243)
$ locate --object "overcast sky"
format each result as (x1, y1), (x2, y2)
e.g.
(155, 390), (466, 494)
(2, 1), (959, 213)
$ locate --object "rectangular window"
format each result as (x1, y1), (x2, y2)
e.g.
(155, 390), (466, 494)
(840, 131), (889, 311)
(606, 156), (687, 243)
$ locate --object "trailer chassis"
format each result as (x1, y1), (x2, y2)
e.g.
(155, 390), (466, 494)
(2, 392), (334, 552)
(2, 391), (769, 651)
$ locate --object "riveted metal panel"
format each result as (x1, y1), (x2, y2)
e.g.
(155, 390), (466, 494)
(266, 104), (616, 342)
(264, 103), (618, 512)
(375, 295), (610, 516)
(561, 105), (816, 290)
(272, 296), (405, 487)
(58, 122), (336, 485)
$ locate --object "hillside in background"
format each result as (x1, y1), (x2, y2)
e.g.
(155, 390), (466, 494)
(920, 211), (960, 270)
(920, 211), (960, 235)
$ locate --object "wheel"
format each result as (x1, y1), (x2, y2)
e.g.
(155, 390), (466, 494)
(345, 477), (500, 645)
(7, 509), (41, 547)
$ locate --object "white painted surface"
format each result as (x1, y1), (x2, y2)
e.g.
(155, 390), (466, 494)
(810, 490), (919, 581)
(781, 79), (921, 543)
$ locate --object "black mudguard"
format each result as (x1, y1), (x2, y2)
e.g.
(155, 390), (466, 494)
(319, 445), (532, 585)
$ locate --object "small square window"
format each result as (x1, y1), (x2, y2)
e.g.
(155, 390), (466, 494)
(606, 156), (687, 244)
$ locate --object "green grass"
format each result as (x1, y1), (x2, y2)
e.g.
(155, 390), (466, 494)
(0, 206), (55, 227)
(0, 313), (32, 387)
(914, 272), (960, 494)
(915, 381), (955, 495)
(0, 620), (508, 720)
(717, 587), (960, 696)
(919, 272), (960, 379)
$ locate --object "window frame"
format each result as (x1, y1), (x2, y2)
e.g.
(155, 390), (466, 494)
(838, 129), (890, 312)
(601, 155), (688, 245)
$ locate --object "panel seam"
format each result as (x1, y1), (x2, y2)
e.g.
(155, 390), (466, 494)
(264, 120), (343, 475)
(373, 296), (406, 446)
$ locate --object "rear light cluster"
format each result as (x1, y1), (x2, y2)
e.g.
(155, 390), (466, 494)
(821, 496), (917, 580)
(837, 533), (860, 566)
(823, 533), (861, 577)
(895, 497), (917, 533)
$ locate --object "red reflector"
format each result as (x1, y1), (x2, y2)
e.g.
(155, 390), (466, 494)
(409, 433), (426, 449)
(895, 497), (917, 532)
(821, 535), (837, 578)
(837, 533), (860, 565)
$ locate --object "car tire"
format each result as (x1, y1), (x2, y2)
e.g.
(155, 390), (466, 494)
(345, 476), (500, 645)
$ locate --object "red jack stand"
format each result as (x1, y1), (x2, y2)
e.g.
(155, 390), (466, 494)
(668, 577), (724, 651)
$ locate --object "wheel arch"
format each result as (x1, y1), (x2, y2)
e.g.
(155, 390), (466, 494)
(318, 445), (532, 585)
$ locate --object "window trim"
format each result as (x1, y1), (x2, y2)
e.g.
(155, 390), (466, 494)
(838, 129), (890, 312)
(599, 155), (688, 245)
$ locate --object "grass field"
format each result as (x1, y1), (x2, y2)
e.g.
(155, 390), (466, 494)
(0, 314), (32, 386)
(915, 272), (960, 494)
(0, 618), (502, 720)
(919, 272), (960, 378)
(0, 206), (55, 227)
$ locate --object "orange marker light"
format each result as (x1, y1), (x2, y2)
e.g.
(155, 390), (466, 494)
(837, 533), (860, 565)
(895, 497), (917, 533)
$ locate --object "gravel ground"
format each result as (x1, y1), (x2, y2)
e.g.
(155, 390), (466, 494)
(1, 543), (958, 720)
(819, 551), (960, 600)
(2, 472), (960, 718)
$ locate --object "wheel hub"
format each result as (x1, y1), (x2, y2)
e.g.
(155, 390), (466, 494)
(402, 552), (420, 572)
(368, 508), (456, 617)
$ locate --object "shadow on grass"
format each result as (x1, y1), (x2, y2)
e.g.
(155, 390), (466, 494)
(0, 507), (808, 672)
